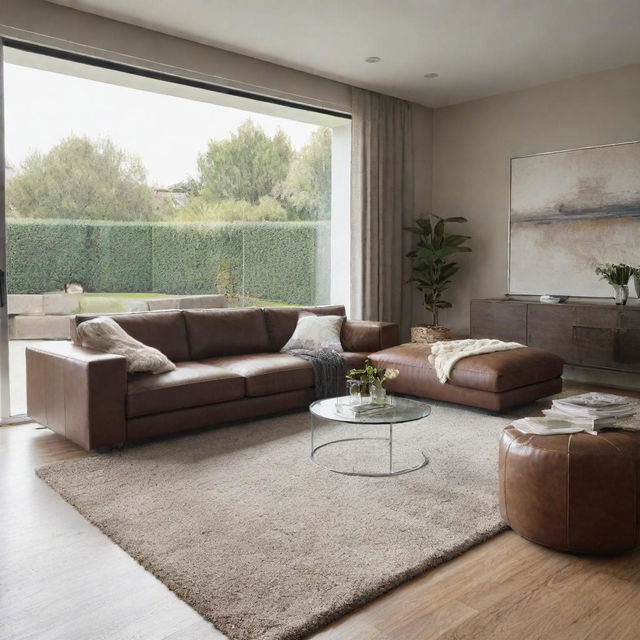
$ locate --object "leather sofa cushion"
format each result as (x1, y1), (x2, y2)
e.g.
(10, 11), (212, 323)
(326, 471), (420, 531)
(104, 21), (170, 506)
(263, 305), (346, 351)
(127, 362), (245, 418)
(127, 389), (315, 441)
(202, 353), (314, 397)
(341, 352), (371, 369)
(73, 310), (190, 363)
(341, 320), (400, 353)
(184, 308), (271, 359)
(371, 343), (564, 393)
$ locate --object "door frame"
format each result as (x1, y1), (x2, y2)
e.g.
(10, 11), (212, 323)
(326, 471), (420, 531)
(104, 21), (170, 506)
(0, 38), (12, 421)
(0, 38), (30, 424)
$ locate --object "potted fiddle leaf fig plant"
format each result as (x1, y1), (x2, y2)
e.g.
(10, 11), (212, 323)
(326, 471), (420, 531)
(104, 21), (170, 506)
(405, 214), (472, 343)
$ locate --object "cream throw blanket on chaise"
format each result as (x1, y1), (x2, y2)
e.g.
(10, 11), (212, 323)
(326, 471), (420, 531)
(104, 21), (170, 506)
(429, 338), (525, 384)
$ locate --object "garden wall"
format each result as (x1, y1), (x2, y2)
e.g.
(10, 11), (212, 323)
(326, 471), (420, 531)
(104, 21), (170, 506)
(7, 219), (329, 305)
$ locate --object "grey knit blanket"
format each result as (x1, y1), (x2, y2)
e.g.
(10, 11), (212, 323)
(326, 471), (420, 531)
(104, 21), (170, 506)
(287, 349), (346, 399)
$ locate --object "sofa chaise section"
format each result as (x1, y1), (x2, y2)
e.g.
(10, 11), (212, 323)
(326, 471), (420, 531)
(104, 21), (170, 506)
(370, 342), (564, 412)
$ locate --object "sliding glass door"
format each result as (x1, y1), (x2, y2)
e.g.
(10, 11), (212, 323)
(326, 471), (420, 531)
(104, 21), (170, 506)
(0, 40), (351, 422)
(0, 41), (12, 421)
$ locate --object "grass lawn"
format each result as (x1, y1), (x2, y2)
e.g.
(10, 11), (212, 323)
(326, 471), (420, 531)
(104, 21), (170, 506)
(83, 292), (175, 299)
(81, 292), (297, 310)
(228, 297), (297, 307)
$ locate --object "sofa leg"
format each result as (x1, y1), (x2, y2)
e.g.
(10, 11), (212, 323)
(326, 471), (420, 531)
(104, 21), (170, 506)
(94, 443), (124, 453)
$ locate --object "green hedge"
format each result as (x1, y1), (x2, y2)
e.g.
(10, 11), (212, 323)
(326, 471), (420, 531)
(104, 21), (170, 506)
(243, 222), (322, 304)
(90, 222), (153, 292)
(6, 219), (330, 305)
(151, 223), (244, 296)
(6, 220), (153, 294)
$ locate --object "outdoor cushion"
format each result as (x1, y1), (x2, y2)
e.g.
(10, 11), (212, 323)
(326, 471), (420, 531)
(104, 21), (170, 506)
(201, 353), (314, 397)
(127, 362), (245, 418)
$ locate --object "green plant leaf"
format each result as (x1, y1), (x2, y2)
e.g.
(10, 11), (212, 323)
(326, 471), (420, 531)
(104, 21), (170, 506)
(432, 245), (471, 260)
(416, 218), (433, 235)
(439, 264), (460, 278)
(443, 234), (472, 246)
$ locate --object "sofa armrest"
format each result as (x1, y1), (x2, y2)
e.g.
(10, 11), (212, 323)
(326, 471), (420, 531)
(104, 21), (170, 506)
(341, 320), (400, 353)
(26, 342), (128, 450)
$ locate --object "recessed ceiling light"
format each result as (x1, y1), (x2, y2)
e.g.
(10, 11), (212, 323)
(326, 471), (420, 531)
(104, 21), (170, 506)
(365, 56), (381, 63)
(424, 72), (439, 79)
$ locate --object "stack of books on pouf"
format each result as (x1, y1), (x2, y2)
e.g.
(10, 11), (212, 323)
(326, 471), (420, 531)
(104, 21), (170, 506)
(512, 392), (640, 435)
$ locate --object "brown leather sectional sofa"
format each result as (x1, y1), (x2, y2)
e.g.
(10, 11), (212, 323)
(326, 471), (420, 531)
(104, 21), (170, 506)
(26, 305), (399, 450)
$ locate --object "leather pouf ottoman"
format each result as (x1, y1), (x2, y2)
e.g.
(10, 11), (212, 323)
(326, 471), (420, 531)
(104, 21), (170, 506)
(499, 427), (640, 554)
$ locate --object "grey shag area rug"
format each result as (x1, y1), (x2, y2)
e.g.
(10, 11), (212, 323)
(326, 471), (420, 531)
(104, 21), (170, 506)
(36, 399), (542, 640)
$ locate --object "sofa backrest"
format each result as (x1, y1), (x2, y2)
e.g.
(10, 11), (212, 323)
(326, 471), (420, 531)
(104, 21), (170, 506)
(183, 308), (271, 359)
(71, 310), (191, 362)
(263, 305), (346, 352)
(71, 304), (348, 362)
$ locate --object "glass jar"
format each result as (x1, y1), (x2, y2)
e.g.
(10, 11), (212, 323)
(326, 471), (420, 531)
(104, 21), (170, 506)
(346, 379), (362, 404)
(613, 284), (629, 306)
(370, 382), (387, 405)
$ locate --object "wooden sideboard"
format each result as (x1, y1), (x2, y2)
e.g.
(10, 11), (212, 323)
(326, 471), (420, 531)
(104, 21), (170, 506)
(470, 299), (640, 372)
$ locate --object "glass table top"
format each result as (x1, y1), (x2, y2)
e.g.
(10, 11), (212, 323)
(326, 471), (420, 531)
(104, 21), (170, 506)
(310, 396), (431, 425)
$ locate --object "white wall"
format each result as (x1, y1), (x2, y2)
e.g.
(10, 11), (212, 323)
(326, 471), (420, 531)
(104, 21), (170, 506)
(408, 103), (434, 327)
(430, 64), (640, 335)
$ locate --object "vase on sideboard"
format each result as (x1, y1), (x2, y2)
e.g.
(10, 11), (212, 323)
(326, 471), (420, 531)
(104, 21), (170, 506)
(613, 284), (628, 306)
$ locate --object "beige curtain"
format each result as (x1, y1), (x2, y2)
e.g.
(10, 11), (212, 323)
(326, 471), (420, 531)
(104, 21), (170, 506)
(350, 88), (414, 333)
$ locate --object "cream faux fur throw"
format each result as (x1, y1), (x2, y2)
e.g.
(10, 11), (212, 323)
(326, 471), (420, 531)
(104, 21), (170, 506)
(77, 316), (176, 375)
(429, 338), (525, 383)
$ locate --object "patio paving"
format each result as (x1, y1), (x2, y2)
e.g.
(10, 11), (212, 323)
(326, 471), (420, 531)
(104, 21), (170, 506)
(8, 340), (51, 416)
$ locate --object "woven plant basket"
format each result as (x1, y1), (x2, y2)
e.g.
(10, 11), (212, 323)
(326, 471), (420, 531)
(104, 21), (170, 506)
(410, 325), (452, 344)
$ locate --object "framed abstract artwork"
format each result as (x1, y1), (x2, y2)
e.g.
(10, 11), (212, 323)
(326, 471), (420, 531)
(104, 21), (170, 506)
(508, 140), (640, 297)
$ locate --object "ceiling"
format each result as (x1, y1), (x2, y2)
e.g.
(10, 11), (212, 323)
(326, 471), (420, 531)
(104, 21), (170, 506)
(49, 0), (640, 107)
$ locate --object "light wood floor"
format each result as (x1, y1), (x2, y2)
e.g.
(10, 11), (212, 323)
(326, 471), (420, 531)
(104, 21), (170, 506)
(2, 385), (640, 640)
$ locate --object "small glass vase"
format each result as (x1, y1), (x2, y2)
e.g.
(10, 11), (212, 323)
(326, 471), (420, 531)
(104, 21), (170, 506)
(613, 284), (629, 306)
(346, 379), (362, 404)
(370, 383), (387, 405)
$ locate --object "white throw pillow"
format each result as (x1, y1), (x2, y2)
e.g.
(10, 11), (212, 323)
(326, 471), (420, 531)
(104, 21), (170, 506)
(281, 313), (345, 353)
(77, 316), (176, 375)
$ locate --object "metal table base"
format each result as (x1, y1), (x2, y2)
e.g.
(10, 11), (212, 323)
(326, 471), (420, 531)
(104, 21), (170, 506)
(310, 419), (429, 477)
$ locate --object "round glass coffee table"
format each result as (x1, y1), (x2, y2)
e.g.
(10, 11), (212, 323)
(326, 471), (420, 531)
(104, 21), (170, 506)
(309, 396), (431, 477)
